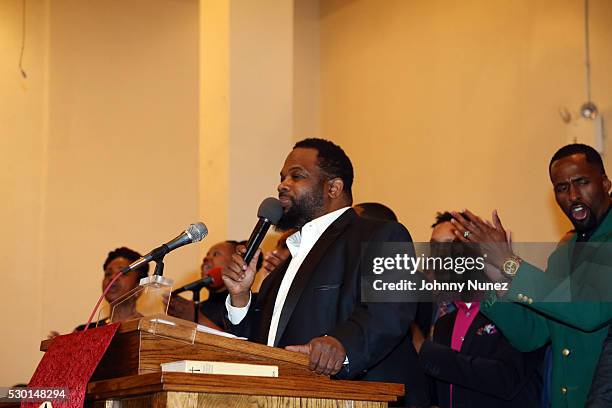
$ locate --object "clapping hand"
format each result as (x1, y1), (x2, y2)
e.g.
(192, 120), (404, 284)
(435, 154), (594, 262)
(450, 209), (514, 282)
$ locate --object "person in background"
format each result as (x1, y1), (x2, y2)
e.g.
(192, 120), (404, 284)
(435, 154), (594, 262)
(48, 247), (149, 338)
(414, 212), (543, 407)
(72, 247), (149, 333)
(355, 202), (433, 342)
(587, 325), (612, 407)
(251, 229), (295, 293)
(353, 202), (398, 222)
(167, 240), (262, 328)
(587, 171), (612, 404)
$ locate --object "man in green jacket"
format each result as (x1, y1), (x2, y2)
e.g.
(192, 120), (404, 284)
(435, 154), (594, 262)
(450, 143), (612, 407)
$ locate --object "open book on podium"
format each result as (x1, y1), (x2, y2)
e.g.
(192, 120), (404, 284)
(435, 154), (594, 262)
(37, 284), (404, 407)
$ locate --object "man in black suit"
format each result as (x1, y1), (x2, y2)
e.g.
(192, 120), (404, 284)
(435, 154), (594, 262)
(587, 325), (612, 407)
(222, 138), (429, 406)
(419, 308), (543, 407)
(414, 212), (543, 407)
(586, 196), (612, 408)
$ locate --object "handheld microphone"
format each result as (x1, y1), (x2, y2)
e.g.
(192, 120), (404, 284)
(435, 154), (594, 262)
(122, 222), (208, 274)
(243, 198), (283, 264)
(171, 267), (223, 295)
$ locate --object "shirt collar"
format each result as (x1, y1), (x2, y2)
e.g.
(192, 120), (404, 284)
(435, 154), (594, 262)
(455, 301), (480, 312)
(286, 207), (351, 256)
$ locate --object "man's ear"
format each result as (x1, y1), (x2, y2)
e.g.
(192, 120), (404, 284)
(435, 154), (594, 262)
(327, 178), (344, 199)
(603, 175), (611, 194)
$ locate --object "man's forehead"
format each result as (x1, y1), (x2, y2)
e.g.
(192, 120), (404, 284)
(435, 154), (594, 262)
(210, 242), (231, 252)
(431, 221), (455, 240)
(282, 148), (319, 171)
(551, 154), (600, 180)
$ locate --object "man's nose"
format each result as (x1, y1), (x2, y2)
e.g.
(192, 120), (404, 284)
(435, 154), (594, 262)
(569, 184), (581, 201)
(278, 180), (289, 193)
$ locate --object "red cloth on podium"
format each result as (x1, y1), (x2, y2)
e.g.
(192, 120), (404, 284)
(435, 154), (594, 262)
(22, 322), (120, 408)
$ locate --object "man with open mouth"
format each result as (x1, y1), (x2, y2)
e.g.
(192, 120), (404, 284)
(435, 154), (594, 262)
(450, 143), (612, 408)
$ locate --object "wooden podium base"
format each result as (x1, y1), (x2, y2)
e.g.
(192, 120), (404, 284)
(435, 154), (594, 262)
(92, 393), (386, 408)
(87, 372), (399, 407)
(35, 317), (405, 407)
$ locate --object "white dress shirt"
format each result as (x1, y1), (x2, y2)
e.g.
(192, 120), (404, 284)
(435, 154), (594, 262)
(226, 206), (350, 346)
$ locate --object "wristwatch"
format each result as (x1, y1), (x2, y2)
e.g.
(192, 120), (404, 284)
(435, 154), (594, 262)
(501, 255), (522, 278)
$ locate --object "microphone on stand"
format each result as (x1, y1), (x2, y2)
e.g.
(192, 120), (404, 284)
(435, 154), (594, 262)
(171, 267), (223, 295)
(171, 267), (223, 323)
(122, 222), (208, 274)
(83, 222), (208, 330)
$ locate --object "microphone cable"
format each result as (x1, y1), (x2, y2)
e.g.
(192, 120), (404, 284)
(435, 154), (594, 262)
(83, 271), (122, 332)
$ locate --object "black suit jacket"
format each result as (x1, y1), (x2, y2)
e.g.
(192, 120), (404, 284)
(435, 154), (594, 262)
(226, 208), (429, 406)
(199, 289), (229, 328)
(587, 324), (612, 407)
(419, 310), (543, 408)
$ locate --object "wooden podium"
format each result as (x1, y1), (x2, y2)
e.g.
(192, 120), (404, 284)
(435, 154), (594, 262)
(39, 316), (404, 407)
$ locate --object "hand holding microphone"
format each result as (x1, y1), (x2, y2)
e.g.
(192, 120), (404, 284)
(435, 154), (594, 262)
(223, 246), (263, 307)
(223, 198), (283, 307)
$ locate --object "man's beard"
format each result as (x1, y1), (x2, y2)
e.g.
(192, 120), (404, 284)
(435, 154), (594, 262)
(276, 190), (324, 231)
(566, 204), (598, 233)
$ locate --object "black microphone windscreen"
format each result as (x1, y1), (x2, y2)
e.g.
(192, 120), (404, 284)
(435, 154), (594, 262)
(257, 197), (283, 225)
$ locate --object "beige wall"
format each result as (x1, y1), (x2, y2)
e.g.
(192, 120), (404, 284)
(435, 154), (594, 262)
(200, 0), (295, 249)
(0, 0), (48, 387)
(42, 0), (200, 332)
(1, 0), (199, 385)
(227, 0), (294, 241)
(293, 0), (320, 140)
(2, 0), (298, 386)
(320, 0), (612, 242)
(4, 0), (612, 388)
(200, 0), (230, 248)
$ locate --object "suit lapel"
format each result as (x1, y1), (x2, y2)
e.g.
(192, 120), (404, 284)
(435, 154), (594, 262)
(273, 209), (356, 346)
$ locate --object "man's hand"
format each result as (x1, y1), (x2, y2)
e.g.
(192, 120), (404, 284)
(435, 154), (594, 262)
(164, 293), (196, 321)
(222, 245), (261, 307)
(451, 209), (514, 276)
(262, 249), (288, 275)
(285, 336), (346, 376)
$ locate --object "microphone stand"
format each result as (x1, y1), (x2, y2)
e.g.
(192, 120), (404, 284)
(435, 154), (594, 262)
(192, 289), (201, 323)
(170, 275), (209, 323)
(153, 256), (165, 276)
(155, 254), (199, 321)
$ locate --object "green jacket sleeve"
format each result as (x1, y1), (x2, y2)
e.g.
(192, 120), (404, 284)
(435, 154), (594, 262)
(481, 300), (550, 352)
(505, 261), (612, 332)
